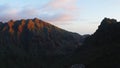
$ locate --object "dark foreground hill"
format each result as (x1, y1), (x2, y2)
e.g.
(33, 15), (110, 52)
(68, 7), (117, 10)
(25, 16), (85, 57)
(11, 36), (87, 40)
(71, 18), (120, 68)
(0, 18), (85, 68)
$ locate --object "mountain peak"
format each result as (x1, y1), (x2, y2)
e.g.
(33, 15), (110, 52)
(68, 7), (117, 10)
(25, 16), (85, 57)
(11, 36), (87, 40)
(76, 18), (120, 68)
(101, 18), (117, 25)
(33, 17), (39, 21)
(93, 18), (120, 43)
(97, 18), (118, 31)
(1, 18), (55, 35)
(0, 17), (82, 56)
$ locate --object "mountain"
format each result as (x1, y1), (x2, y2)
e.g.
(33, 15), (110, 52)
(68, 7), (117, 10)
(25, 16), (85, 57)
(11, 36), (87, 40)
(2, 17), (119, 68)
(0, 18), (85, 68)
(71, 18), (120, 68)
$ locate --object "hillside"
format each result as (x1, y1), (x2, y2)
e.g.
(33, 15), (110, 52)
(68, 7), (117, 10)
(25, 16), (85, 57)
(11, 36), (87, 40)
(0, 18), (84, 68)
(1, 17), (119, 68)
(71, 18), (120, 68)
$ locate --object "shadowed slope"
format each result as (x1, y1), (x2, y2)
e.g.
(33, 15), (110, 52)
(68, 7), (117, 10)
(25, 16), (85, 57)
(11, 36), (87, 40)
(71, 18), (120, 68)
(0, 18), (84, 68)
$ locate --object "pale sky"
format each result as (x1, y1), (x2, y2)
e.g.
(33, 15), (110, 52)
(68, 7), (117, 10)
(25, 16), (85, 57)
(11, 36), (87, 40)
(0, 0), (120, 34)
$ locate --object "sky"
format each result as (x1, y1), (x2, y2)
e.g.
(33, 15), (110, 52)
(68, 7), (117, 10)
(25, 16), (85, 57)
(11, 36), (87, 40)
(0, 0), (120, 34)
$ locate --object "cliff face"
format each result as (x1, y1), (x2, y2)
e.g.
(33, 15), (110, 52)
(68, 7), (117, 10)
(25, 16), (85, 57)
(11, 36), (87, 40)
(85, 18), (120, 68)
(0, 18), (84, 68)
(93, 18), (120, 43)
(72, 18), (120, 68)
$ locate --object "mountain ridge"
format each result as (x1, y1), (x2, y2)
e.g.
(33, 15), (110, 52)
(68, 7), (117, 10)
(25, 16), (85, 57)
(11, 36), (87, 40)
(0, 18), (63, 35)
(70, 18), (120, 68)
(0, 18), (86, 68)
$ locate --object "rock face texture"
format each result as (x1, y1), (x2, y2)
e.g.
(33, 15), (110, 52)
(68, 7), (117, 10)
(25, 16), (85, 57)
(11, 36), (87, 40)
(0, 18), (84, 68)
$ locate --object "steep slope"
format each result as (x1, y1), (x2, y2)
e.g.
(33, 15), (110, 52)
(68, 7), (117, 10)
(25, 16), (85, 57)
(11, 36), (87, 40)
(85, 18), (120, 68)
(71, 18), (120, 68)
(0, 18), (83, 68)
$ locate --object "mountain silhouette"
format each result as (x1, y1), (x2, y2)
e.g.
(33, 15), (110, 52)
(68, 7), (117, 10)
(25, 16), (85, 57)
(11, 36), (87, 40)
(0, 18), (85, 68)
(71, 18), (120, 68)
(1, 17), (119, 68)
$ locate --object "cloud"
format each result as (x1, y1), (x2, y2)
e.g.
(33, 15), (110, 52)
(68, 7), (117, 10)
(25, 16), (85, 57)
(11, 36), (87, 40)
(0, 5), (40, 22)
(18, 8), (40, 19)
(44, 0), (77, 10)
(0, 0), (79, 23)
(41, 0), (79, 22)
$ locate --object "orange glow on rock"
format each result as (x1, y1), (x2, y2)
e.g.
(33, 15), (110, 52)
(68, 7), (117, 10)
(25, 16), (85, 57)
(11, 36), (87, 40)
(8, 20), (14, 34)
(27, 20), (35, 31)
(18, 20), (25, 36)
